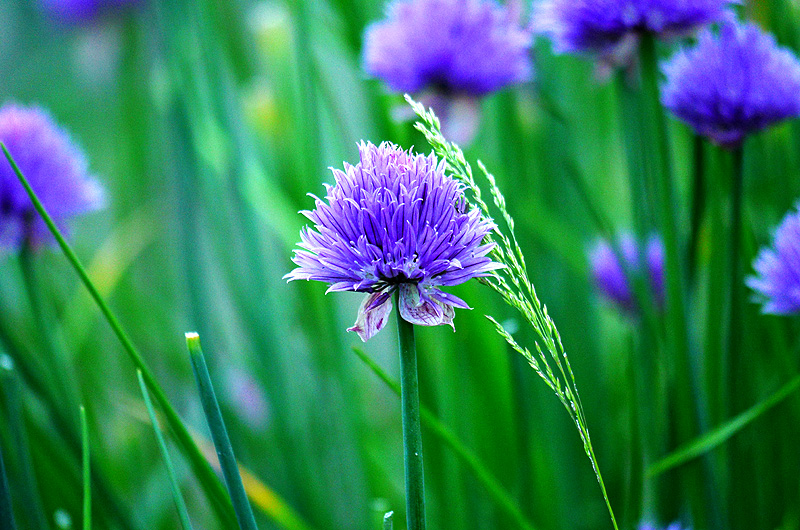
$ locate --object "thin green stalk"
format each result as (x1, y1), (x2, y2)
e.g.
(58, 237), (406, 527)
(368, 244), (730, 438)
(186, 333), (259, 530)
(19, 244), (80, 421)
(689, 135), (706, 276)
(0, 354), (48, 530)
(1, 144), (238, 529)
(648, 371), (800, 476)
(353, 347), (537, 530)
(383, 511), (394, 530)
(0, 436), (15, 530)
(394, 296), (426, 530)
(80, 406), (91, 530)
(136, 370), (195, 530)
(726, 145), (745, 418)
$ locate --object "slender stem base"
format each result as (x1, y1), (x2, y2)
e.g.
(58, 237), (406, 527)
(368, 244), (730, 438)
(395, 294), (426, 530)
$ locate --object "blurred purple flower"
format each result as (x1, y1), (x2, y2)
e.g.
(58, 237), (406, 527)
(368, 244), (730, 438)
(535, 0), (734, 63)
(364, 0), (532, 96)
(639, 523), (687, 530)
(588, 233), (665, 313)
(662, 17), (800, 148)
(0, 104), (104, 251)
(285, 141), (501, 341)
(363, 0), (532, 144)
(747, 204), (800, 314)
(39, 0), (140, 24)
(225, 369), (270, 430)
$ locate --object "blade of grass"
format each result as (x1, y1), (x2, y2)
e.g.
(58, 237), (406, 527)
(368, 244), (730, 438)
(136, 370), (195, 530)
(185, 333), (258, 530)
(383, 511), (394, 530)
(1, 144), (238, 529)
(0, 439), (15, 530)
(353, 347), (538, 530)
(80, 406), (91, 530)
(648, 372), (800, 477)
(0, 353), (49, 530)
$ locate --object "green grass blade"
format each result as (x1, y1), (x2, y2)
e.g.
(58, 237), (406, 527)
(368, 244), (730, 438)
(648, 372), (800, 477)
(0, 358), (17, 530)
(0, 144), (238, 529)
(185, 333), (258, 530)
(383, 511), (394, 530)
(136, 370), (195, 530)
(80, 406), (91, 530)
(353, 347), (538, 530)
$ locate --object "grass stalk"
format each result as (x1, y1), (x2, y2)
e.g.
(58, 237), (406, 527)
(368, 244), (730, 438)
(394, 297), (426, 530)
(353, 346), (537, 530)
(726, 146), (745, 418)
(80, 406), (91, 530)
(1, 144), (238, 529)
(383, 511), (394, 530)
(136, 370), (195, 530)
(185, 333), (259, 530)
(648, 371), (800, 476)
(0, 437), (15, 530)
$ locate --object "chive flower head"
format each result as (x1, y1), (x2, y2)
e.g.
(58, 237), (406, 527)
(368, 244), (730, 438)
(0, 104), (104, 251)
(39, 0), (140, 23)
(662, 17), (800, 148)
(363, 0), (533, 97)
(286, 141), (501, 341)
(535, 0), (734, 60)
(747, 204), (800, 314)
(588, 233), (665, 313)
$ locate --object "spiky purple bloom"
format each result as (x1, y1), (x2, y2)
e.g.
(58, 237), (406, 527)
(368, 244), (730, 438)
(588, 233), (665, 313)
(535, 0), (734, 59)
(747, 205), (800, 314)
(285, 141), (501, 341)
(39, 0), (140, 23)
(363, 0), (532, 97)
(662, 17), (800, 148)
(0, 104), (104, 251)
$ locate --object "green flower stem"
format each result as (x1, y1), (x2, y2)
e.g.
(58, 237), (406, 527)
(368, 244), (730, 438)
(726, 145), (745, 417)
(186, 333), (259, 530)
(383, 511), (394, 530)
(137, 370), (195, 530)
(394, 295), (426, 530)
(19, 244), (80, 421)
(80, 406), (91, 530)
(0, 407), (16, 530)
(353, 346), (537, 530)
(1, 144), (238, 529)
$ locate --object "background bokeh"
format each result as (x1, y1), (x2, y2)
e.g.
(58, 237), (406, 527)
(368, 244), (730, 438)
(1, 1), (800, 530)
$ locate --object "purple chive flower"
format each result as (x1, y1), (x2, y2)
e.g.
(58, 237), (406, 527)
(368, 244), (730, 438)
(363, 0), (532, 144)
(39, 0), (140, 23)
(0, 104), (104, 251)
(364, 0), (532, 96)
(747, 204), (800, 314)
(535, 0), (734, 62)
(662, 17), (800, 148)
(285, 141), (502, 341)
(588, 233), (665, 313)
(639, 522), (688, 530)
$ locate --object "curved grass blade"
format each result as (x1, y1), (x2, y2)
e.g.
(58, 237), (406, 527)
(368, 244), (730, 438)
(185, 333), (258, 530)
(648, 372), (800, 477)
(1, 144), (238, 529)
(353, 347), (537, 530)
(80, 406), (91, 530)
(0, 358), (17, 530)
(136, 370), (194, 530)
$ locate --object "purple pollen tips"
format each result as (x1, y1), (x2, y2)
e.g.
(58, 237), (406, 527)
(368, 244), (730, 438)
(286, 141), (501, 340)
(0, 103), (104, 253)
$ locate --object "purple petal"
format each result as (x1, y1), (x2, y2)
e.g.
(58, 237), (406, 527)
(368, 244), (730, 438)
(347, 291), (394, 342)
(398, 284), (456, 329)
